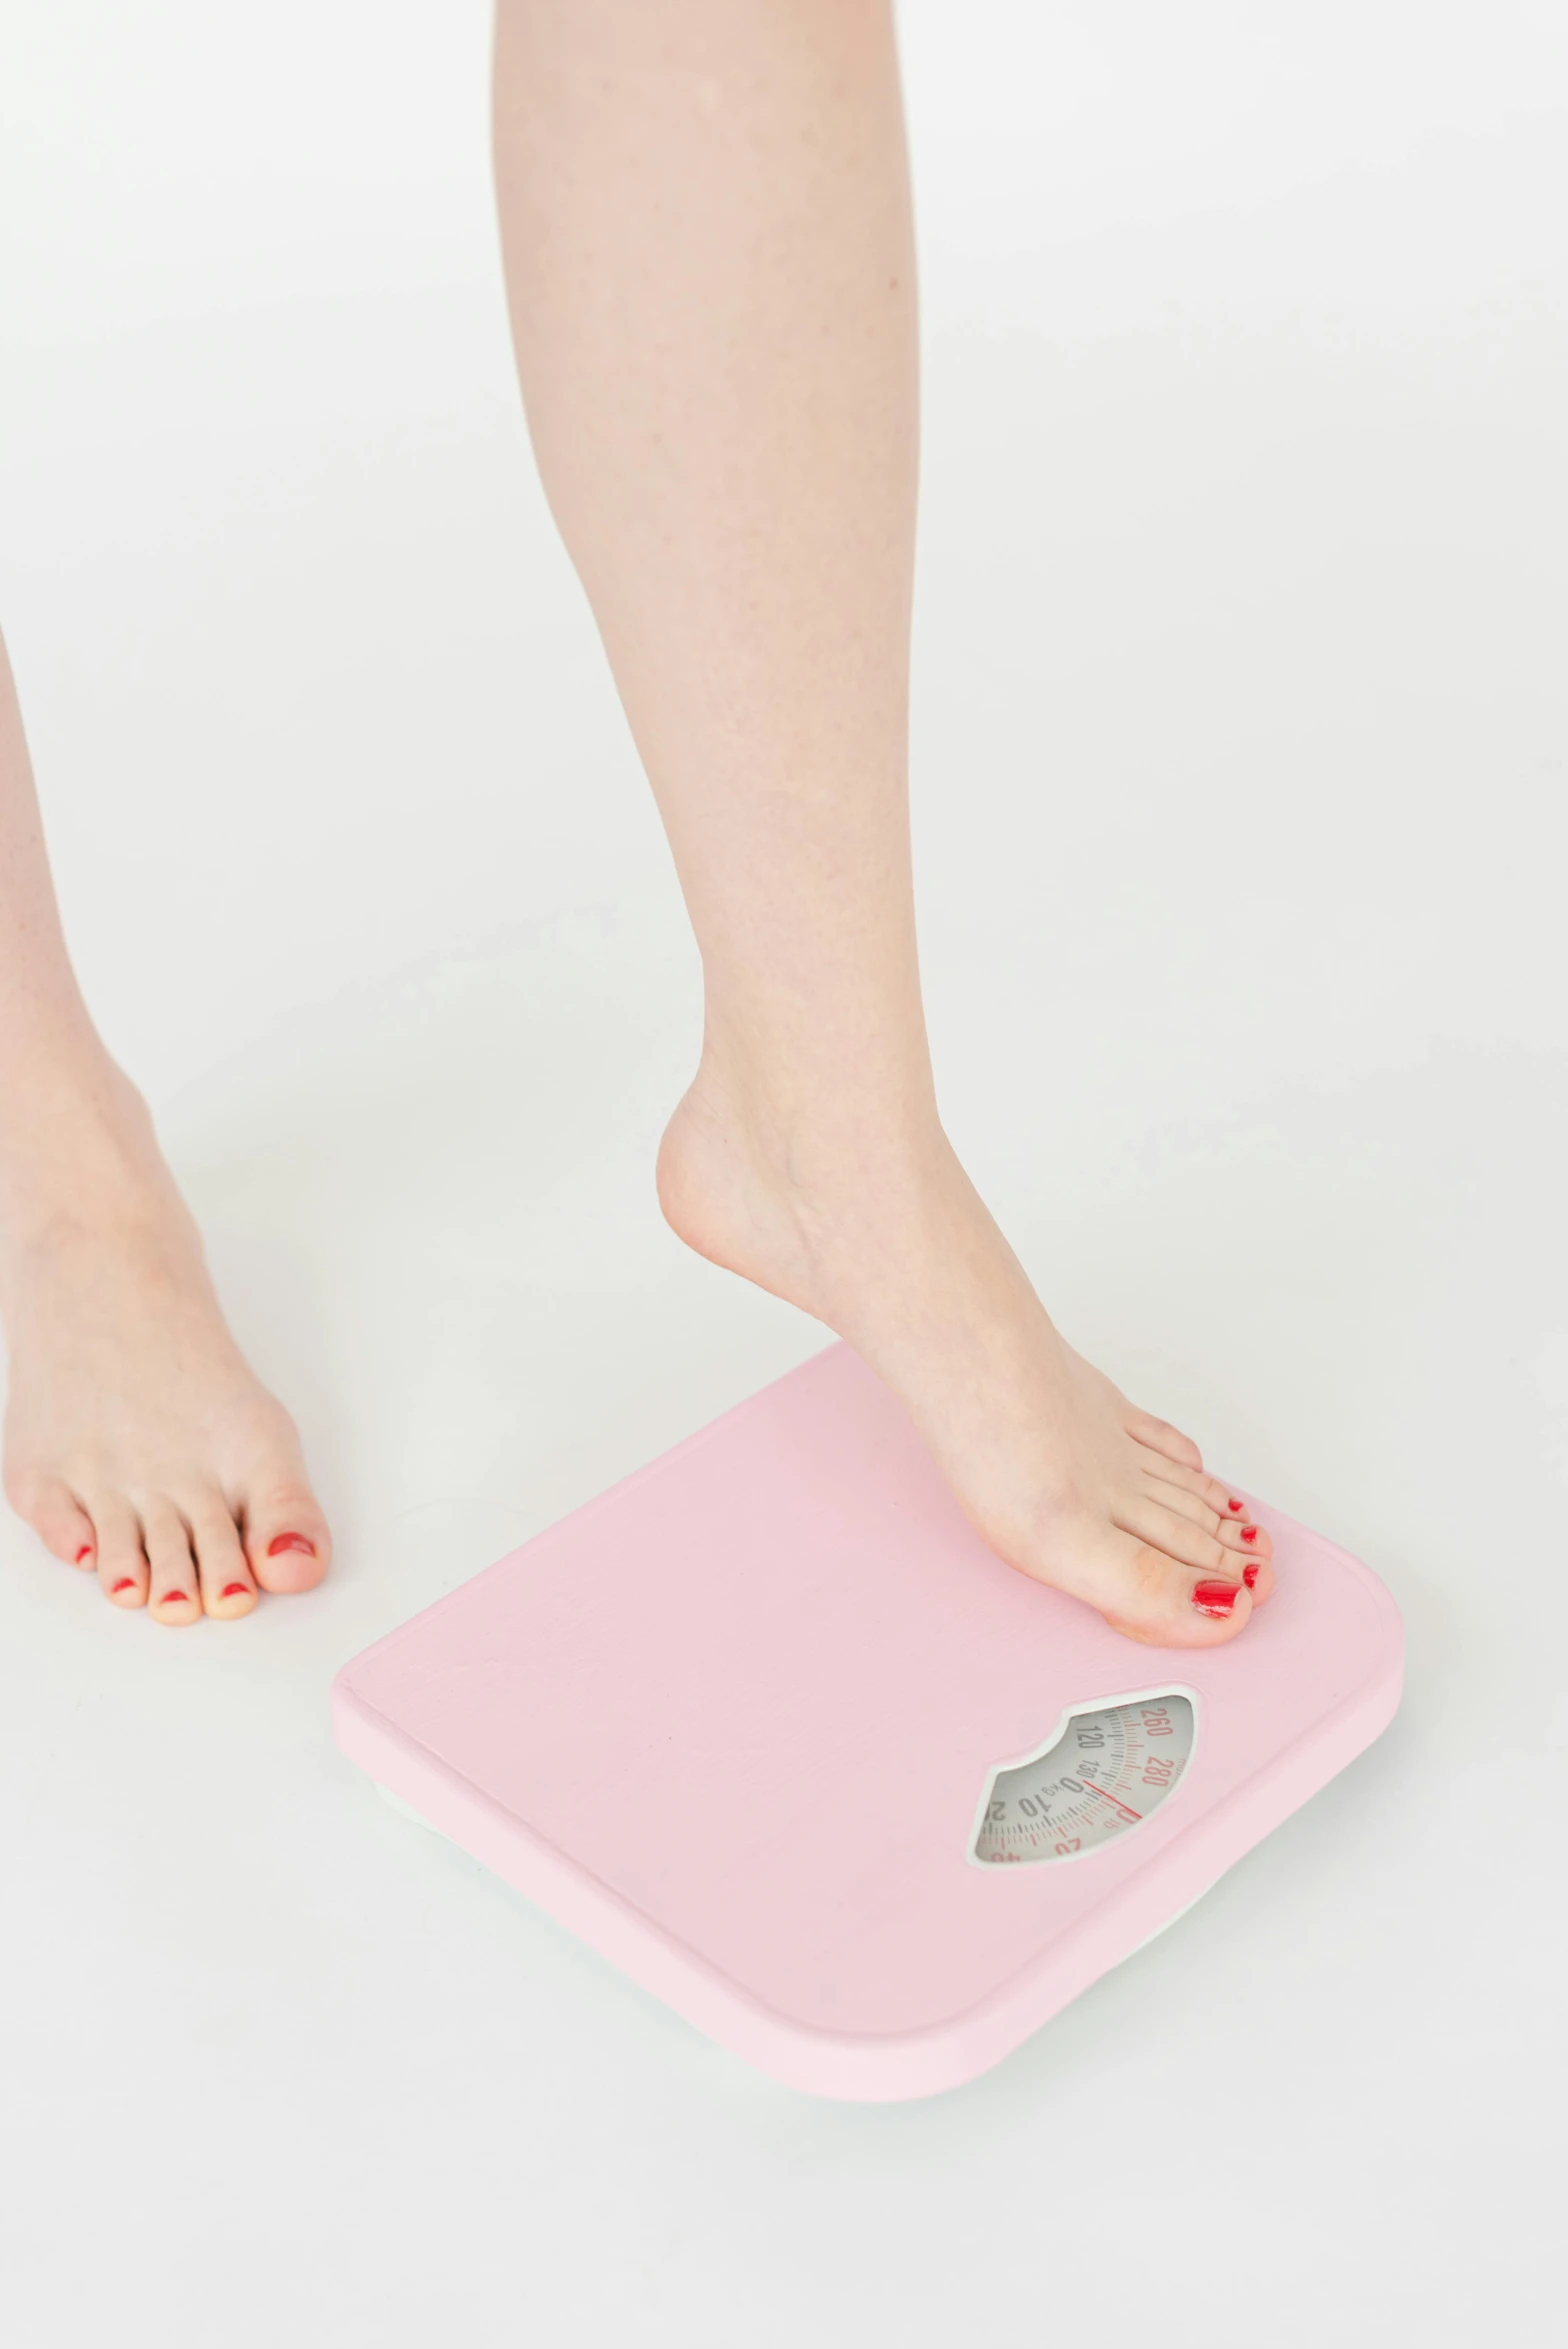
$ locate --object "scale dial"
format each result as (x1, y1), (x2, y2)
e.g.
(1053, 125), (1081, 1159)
(973, 1692), (1196, 1866)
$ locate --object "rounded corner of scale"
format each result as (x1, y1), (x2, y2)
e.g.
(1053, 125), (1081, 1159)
(1363, 1615), (1407, 1726)
(762, 2031), (984, 2105)
(328, 1664), (393, 1765)
(733, 1991), (1029, 2104)
(327, 1660), (361, 1726)
(1343, 1555), (1407, 1709)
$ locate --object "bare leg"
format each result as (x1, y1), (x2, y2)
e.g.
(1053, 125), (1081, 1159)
(0, 631), (329, 1619)
(494, 0), (1271, 1644)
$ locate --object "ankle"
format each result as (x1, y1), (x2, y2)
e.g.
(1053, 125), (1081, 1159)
(682, 1024), (945, 1188)
(690, 990), (942, 1168)
(656, 1033), (963, 1322)
(0, 1055), (173, 1261)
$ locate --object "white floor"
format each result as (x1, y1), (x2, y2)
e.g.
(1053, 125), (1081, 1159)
(1, 6), (1565, 2344)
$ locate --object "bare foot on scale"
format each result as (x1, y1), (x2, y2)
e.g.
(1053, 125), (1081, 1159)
(659, 1053), (1274, 1648)
(1, 1070), (330, 1624)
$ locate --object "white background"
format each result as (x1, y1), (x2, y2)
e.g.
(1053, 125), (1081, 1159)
(1, 3), (1565, 2342)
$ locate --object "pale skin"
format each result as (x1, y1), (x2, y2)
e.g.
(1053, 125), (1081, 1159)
(0, 0), (1273, 1643)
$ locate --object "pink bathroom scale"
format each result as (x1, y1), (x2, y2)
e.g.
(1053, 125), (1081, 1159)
(332, 1342), (1403, 2101)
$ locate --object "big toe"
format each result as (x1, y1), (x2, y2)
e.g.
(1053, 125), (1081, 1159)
(244, 1482), (331, 1594)
(1076, 1520), (1256, 1649)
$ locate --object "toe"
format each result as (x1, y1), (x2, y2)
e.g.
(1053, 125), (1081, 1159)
(1026, 1507), (1254, 1648)
(1112, 1496), (1239, 1583)
(142, 1501), (202, 1625)
(187, 1494), (257, 1620)
(1239, 1552), (1277, 1605)
(1137, 1452), (1274, 1589)
(243, 1481), (330, 1595)
(11, 1474), (100, 1573)
(89, 1496), (151, 1609)
(1102, 1532), (1255, 1649)
(1216, 1513), (1273, 1567)
(1138, 1450), (1242, 1518)
(1228, 1521), (1277, 1605)
(1132, 1477), (1223, 1539)
(1124, 1410), (1203, 1473)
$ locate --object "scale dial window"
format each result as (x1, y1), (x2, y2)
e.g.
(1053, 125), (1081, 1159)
(973, 1692), (1196, 1866)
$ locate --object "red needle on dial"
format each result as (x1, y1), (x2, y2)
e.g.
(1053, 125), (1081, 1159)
(1081, 1782), (1142, 1822)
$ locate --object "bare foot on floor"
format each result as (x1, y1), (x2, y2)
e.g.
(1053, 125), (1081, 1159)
(658, 1057), (1273, 1648)
(1, 1084), (329, 1625)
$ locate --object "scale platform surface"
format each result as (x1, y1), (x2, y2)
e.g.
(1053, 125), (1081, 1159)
(332, 1343), (1403, 2101)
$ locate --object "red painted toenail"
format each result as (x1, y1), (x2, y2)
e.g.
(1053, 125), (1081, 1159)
(1192, 1579), (1242, 1617)
(220, 1583), (250, 1600)
(1240, 1524), (1259, 1545)
(75, 1544), (94, 1564)
(1242, 1562), (1259, 1589)
(1227, 1499), (1244, 1514)
(111, 1577), (138, 1594)
(266, 1533), (315, 1559)
(159, 1590), (192, 1607)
